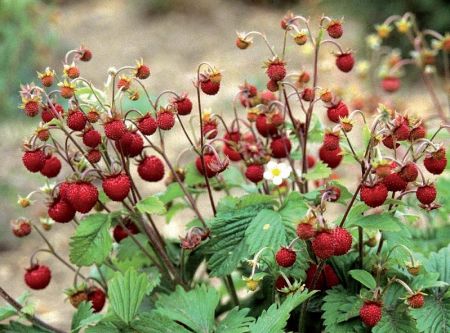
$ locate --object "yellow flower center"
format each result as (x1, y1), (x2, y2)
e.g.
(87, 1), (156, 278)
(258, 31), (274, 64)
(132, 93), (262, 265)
(271, 168), (281, 177)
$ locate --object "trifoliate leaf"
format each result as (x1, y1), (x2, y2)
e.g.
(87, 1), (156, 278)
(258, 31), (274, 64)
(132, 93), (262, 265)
(245, 209), (286, 254)
(410, 295), (450, 333)
(69, 213), (112, 266)
(348, 213), (401, 231)
(373, 304), (418, 333)
(216, 307), (254, 333)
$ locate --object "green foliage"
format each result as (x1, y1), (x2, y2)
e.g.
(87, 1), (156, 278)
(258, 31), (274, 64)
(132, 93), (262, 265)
(0, 321), (51, 333)
(248, 290), (316, 333)
(108, 269), (152, 325)
(136, 196), (166, 215)
(348, 213), (402, 231)
(216, 307), (254, 333)
(373, 304), (418, 333)
(410, 295), (450, 333)
(349, 269), (377, 290)
(69, 213), (112, 266)
(304, 161), (332, 181)
(71, 301), (100, 333)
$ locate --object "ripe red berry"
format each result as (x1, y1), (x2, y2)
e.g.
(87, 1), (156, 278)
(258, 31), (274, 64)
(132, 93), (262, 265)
(360, 183), (388, 207)
(67, 110), (87, 131)
(270, 137), (292, 158)
(157, 110), (175, 130)
(301, 88), (314, 101)
(102, 173), (131, 201)
(66, 181), (98, 213)
(79, 47), (92, 61)
(83, 129), (102, 148)
(424, 148), (447, 175)
(393, 120), (410, 141)
(24, 265), (51, 290)
(172, 95), (193, 115)
(22, 149), (46, 173)
(41, 103), (63, 123)
(24, 100), (40, 117)
(382, 135), (400, 149)
(104, 119), (126, 140)
(195, 154), (218, 178)
(256, 114), (278, 137)
(87, 287), (106, 313)
(86, 110), (100, 123)
(113, 222), (139, 243)
(359, 301), (382, 328)
(332, 227), (352, 256)
(245, 164), (264, 183)
(87, 149), (101, 163)
(323, 264), (340, 288)
(266, 59), (286, 82)
(326, 101), (349, 123)
(335, 52), (355, 72)
(381, 76), (401, 93)
(65, 65), (80, 79)
(407, 293), (424, 309)
(275, 247), (297, 267)
(202, 121), (218, 139)
(409, 123), (426, 141)
(305, 264), (325, 290)
(200, 79), (220, 95)
(11, 218), (32, 237)
(266, 79), (279, 92)
(296, 223), (315, 240)
(383, 172), (408, 192)
(323, 132), (340, 150)
(137, 113), (157, 135)
(399, 162), (418, 182)
(275, 276), (290, 290)
(115, 131), (144, 157)
(117, 77), (131, 91)
(48, 196), (76, 223)
(223, 144), (241, 161)
(307, 155), (316, 168)
(136, 64), (150, 79)
(319, 145), (342, 168)
(138, 155), (165, 182)
(40, 155), (62, 178)
(416, 184), (436, 205)
(312, 231), (336, 259)
(327, 21), (343, 39)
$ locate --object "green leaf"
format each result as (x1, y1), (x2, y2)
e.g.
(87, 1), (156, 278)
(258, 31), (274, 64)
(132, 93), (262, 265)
(222, 166), (245, 188)
(156, 183), (184, 204)
(322, 286), (364, 333)
(304, 161), (332, 181)
(349, 269), (377, 290)
(0, 322), (51, 333)
(423, 245), (450, 285)
(249, 290), (315, 333)
(278, 192), (309, 224)
(185, 162), (205, 186)
(245, 209), (286, 254)
(216, 307), (254, 333)
(0, 292), (30, 321)
(165, 202), (187, 223)
(108, 269), (151, 325)
(155, 285), (220, 333)
(131, 312), (191, 333)
(373, 305), (418, 333)
(71, 301), (94, 333)
(136, 196), (166, 215)
(410, 295), (450, 333)
(69, 213), (112, 266)
(348, 213), (401, 231)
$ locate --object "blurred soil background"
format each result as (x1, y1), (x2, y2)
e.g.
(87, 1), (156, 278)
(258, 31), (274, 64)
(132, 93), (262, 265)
(1, 0), (449, 330)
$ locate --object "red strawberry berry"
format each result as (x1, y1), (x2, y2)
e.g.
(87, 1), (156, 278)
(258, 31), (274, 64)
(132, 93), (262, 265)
(172, 95), (193, 115)
(393, 120), (410, 141)
(67, 110), (87, 131)
(24, 265), (51, 290)
(138, 155), (165, 182)
(307, 155), (316, 168)
(323, 264), (340, 288)
(312, 231), (336, 259)
(296, 223), (315, 240)
(305, 264), (325, 290)
(48, 196), (75, 223)
(332, 227), (352, 256)
(399, 162), (418, 182)
(416, 184), (436, 205)
(83, 129), (102, 148)
(115, 131), (144, 157)
(104, 119), (126, 140)
(136, 64), (150, 79)
(41, 103), (63, 123)
(65, 65), (80, 79)
(113, 222), (140, 243)
(40, 155), (62, 178)
(326, 101), (349, 123)
(407, 293), (424, 309)
(79, 47), (92, 61)
(87, 149), (101, 163)
(381, 76), (401, 92)
(327, 21), (343, 39)
(424, 148), (447, 175)
(66, 181), (98, 213)
(87, 287), (106, 313)
(157, 110), (175, 130)
(11, 218), (32, 237)
(319, 145), (342, 168)
(409, 123), (426, 141)
(382, 135), (400, 149)
(383, 172), (408, 192)
(102, 173), (131, 201)
(270, 136), (292, 158)
(202, 120), (218, 139)
(359, 301), (382, 328)
(245, 164), (264, 183)
(200, 79), (220, 95)
(360, 183), (388, 207)
(266, 79), (279, 92)
(266, 59), (286, 82)
(256, 114), (278, 137)
(275, 247), (296, 267)
(323, 132), (340, 150)
(301, 88), (314, 101)
(275, 276), (290, 290)
(223, 144), (241, 161)
(195, 154), (218, 178)
(137, 113), (157, 135)
(24, 100), (40, 117)
(22, 149), (46, 173)
(335, 52), (355, 72)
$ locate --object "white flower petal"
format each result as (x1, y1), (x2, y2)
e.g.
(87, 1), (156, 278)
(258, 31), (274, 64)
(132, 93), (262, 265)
(280, 165), (292, 178)
(272, 176), (283, 186)
(263, 171), (273, 180)
(267, 160), (277, 170)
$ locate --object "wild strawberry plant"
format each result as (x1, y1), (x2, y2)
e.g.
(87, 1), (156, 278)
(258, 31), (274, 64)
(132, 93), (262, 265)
(2, 11), (450, 333)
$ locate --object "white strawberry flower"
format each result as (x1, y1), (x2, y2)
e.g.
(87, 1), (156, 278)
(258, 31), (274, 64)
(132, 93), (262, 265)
(263, 160), (292, 186)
